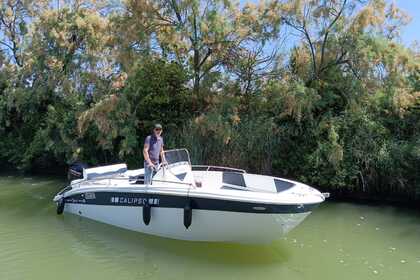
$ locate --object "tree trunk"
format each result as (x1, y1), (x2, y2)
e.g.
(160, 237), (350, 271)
(193, 48), (200, 95)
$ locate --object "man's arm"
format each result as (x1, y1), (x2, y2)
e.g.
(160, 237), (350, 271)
(160, 145), (167, 164)
(143, 137), (154, 166)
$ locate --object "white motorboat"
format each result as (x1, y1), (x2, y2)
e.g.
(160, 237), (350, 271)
(53, 149), (327, 243)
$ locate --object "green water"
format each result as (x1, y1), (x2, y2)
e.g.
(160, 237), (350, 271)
(0, 175), (419, 280)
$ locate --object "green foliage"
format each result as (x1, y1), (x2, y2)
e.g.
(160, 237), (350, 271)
(0, 0), (419, 201)
(77, 58), (193, 166)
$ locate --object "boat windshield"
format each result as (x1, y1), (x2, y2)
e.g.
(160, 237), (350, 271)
(164, 149), (191, 166)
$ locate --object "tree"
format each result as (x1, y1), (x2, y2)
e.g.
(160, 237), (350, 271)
(0, 0), (48, 67)
(115, 0), (279, 95)
(278, 0), (411, 84)
(77, 58), (193, 165)
(28, 4), (110, 93)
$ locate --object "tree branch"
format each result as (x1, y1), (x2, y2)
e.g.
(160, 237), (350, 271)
(302, 19), (317, 78)
(320, 0), (347, 72)
(198, 48), (212, 68)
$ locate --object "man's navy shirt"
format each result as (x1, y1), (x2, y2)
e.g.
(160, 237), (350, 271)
(144, 135), (164, 163)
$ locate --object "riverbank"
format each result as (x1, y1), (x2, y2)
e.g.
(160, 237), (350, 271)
(327, 191), (420, 210)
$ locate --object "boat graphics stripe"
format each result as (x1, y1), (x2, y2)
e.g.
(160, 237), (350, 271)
(64, 192), (320, 214)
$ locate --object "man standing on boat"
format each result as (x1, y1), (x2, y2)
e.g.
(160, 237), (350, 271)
(143, 123), (166, 185)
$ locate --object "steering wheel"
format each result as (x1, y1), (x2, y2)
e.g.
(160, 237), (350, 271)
(153, 163), (162, 172)
(152, 162), (169, 173)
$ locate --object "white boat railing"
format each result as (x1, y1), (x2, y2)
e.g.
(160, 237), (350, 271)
(191, 165), (246, 173)
(164, 149), (246, 173)
(70, 176), (193, 188)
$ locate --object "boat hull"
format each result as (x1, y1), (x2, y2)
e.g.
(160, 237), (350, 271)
(63, 202), (312, 243)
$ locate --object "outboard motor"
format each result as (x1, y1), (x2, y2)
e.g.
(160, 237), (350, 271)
(67, 162), (88, 181)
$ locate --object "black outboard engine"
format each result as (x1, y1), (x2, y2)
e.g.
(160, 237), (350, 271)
(67, 162), (88, 181)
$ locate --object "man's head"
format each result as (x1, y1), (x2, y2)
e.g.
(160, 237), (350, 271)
(153, 123), (163, 137)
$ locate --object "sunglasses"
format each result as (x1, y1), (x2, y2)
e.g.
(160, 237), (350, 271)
(154, 128), (162, 131)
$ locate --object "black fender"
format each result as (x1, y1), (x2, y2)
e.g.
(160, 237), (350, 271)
(57, 198), (65, 215)
(184, 200), (192, 229)
(143, 200), (151, 225)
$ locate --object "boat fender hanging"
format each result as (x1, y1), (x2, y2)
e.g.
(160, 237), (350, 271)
(57, 198), (65, 215)
(184, 200), (192, 229)
(143, 200), (151, 225)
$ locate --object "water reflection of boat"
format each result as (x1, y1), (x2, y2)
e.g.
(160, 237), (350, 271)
(53, 149), (327, 243)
